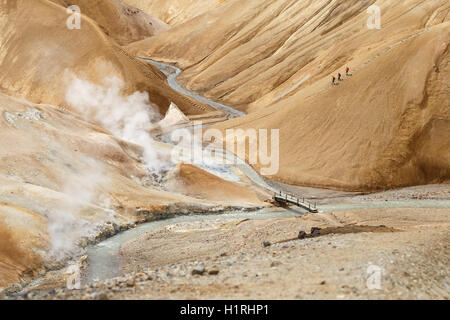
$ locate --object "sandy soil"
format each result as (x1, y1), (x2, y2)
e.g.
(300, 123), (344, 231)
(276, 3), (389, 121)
(123, 0), (227, 25)
(0, 1), (265, 288)
(49, 0), (170, 45)
(164, 164), (267, 205)
(267, 181), (450, 204)
(0, 92), (265, 288)
(18, 207), (449, 300)
(0, 0), (213, 116)
(116, 208), (450, 300)
(129, 0), (450, 191)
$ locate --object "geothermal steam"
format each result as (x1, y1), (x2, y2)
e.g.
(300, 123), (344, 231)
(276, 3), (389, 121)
(47, 156), (113, 262)
(65, 75), (167, 173)
(46, 75), (169, 262)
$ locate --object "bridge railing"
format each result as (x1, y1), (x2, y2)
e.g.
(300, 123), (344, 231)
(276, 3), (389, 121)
(273, 191), (317, 211)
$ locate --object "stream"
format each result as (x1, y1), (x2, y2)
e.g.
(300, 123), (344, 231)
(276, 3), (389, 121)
(86, 208), (300, 282)
(85, 58), (450, 284)
(141, 58), (245, 119)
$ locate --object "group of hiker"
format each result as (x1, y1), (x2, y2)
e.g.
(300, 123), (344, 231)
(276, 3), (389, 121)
(332, 67), (350, 85)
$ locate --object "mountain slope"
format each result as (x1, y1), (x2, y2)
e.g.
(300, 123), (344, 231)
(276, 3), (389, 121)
(122, 0), (228, 25)
(216, 23), (449, 191)
(0, 1), (262, 288)
(50, 0), (169, 45)
(128, 0), (450, 112)
(128, 0), (449, 191)
(0, 89), (263, 287)
(0, 0), (212, 116)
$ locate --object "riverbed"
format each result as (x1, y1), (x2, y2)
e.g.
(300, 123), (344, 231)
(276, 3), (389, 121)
(86, 208), (299, 282)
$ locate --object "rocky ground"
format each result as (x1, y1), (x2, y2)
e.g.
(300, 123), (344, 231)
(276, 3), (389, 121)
(266, 182), (450, 204)
(11, 207), (449, 300)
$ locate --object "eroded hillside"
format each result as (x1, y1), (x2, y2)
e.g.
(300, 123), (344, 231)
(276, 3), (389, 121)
(0, 0), (448, 295)
(0, 0), (263, 288)
(128, 0), (450, 191)
(49, 0), (169, 45)
(0, 0), (212, 116)
(123, 0), (228, 25)
(128, 0), (449, 111)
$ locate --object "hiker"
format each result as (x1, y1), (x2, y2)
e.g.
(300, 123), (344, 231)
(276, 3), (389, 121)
(332, 76), (336, 85)
(346, 66), (350, 75)
(338, 73), (342, 81)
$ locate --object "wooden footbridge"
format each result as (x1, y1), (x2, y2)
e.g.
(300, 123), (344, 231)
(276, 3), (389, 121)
(273, 191), (319, 213)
